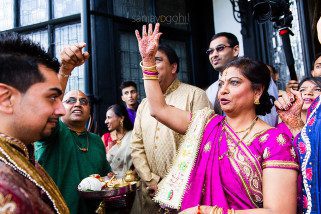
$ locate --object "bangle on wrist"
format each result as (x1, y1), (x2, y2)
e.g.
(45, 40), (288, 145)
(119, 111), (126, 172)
(58, 72), (70, 78)
(140, 61), (157, 71)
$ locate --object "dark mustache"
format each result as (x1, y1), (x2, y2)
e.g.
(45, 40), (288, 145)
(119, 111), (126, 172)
(48, 118), (59, 123)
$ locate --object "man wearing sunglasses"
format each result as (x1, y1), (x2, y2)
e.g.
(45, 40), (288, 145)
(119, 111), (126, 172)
(205, 32), (279, 126)
(34, 44), (112, 214)
(205, 32), (240, 111)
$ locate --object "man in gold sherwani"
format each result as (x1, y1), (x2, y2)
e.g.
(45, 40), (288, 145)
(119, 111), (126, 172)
(131, 44), (210, 213)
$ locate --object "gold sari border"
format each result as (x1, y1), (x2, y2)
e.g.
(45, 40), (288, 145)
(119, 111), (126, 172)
(224, 125), (263, 207)
(262, 160), (299, 170)
(154, 107), (214, 209)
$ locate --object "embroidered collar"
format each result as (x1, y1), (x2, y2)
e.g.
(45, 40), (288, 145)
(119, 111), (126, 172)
(164, 79), (181, 96)
(0, 135), (69, 213)
(0, 132), (29, 159)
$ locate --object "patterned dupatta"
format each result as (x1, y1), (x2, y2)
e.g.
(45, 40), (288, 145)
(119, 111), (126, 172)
(0, 136), (69, 214)
(297, 96), (321, 214)
(154, 108), (263, 210)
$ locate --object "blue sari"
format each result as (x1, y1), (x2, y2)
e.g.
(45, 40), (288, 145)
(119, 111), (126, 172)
(297, 95), (321, 214)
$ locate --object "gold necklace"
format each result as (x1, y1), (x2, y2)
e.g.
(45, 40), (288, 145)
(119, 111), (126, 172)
(234, 116), (259, 133)
(113, 131), (126, 145)
(0, 132), (29, 158)
(71, 131), (89, 152)
(219, 116), (258, 160)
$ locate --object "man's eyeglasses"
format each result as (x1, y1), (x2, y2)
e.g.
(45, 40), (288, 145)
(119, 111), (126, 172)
(63, 97), (89, 106)
(206, 44), (232, 55)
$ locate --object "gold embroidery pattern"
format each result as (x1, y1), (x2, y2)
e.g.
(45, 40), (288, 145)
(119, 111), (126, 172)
(164, 79), (180, 96)
(0, 193), (16, 213)
(154, 108), (215, 209)
(259, 134), (269, 143)
(0, 137), (69, 213)
(204, 142), (211, 153)
(277, 134), (286, 146)
(263, 148), (270, 159)
(246, 128), (273, 146)
(225, 129), (263, 207)
(262, 160), (299, 169)
(290, 147), (296, 159)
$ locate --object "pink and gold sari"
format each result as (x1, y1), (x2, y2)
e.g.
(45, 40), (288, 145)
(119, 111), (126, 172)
(154, 108), (299, 211)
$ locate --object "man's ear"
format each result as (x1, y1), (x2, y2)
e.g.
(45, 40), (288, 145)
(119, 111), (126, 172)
(0, 84), (16, 114)
(171, 63), (178, 74)
(233, 45), (240, 57)
(121, 95), (126, 102)
(311, 69), (315, 77)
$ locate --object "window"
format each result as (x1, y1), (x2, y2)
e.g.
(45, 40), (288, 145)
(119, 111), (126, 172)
(1, 0), (83, 92)
(113, 0), (153, 19)
(24, 30), (49, 51)
(20, 0), (49, 26)
(54, 0), (82, 18)
(0, 0), (14, 31)
(55, 23), (84, 92)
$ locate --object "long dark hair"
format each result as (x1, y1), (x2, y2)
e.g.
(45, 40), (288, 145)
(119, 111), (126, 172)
(107, 104), (133, 131)
(223, 57), (274, 116)
(299, 77), (321, 89)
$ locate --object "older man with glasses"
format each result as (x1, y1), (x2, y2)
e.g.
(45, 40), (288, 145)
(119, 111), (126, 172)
(34, 44), (112, 214)
(205, 32), (279, 127)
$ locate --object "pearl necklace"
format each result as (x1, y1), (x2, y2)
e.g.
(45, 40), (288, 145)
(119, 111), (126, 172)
(0, 132), (29, 158)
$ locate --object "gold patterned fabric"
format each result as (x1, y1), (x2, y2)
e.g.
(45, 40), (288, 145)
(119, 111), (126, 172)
(0, 136), (69, 214)
(131, 79), (211, 184)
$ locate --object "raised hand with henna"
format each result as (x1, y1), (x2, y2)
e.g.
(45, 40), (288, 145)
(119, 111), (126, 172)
(275, 89), (304, 136)
(135, 23), (162, 67)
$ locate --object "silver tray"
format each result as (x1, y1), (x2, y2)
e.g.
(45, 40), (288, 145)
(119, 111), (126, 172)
(78, 181), (138, 199)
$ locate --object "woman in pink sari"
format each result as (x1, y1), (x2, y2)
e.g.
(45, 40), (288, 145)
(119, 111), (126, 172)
(135, 23), (299, 214)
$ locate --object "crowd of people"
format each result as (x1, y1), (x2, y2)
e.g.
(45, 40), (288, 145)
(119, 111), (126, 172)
(0, 16), (321, 214)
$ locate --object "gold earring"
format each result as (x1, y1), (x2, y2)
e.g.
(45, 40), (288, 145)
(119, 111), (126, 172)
(120, 120), (123, 128)
(254, 99), (260, 105)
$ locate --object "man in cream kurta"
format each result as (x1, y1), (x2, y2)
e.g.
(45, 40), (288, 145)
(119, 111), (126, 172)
(131, 44), (210, 213)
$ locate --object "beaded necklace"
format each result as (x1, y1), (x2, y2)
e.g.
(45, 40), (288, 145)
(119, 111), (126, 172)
(70, 130), (89, 152)
(0, 132), (29, 158)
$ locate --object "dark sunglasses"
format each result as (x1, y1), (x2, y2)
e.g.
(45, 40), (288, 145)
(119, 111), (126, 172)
(206, 44), (232, 55)
(63, 97), (89, 106)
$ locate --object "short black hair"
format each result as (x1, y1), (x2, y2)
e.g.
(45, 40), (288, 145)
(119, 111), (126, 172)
(120, 81), (137, 91)
(0, 32), (60, 93)
(107, 104), (133, 131)
(158, 44), (180, 73)
(211, 32), (239, 48)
